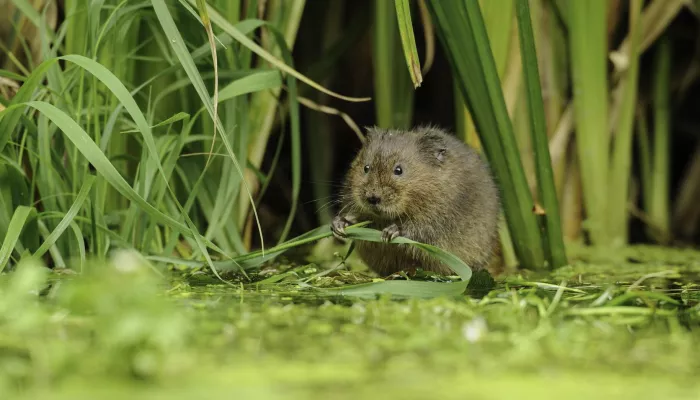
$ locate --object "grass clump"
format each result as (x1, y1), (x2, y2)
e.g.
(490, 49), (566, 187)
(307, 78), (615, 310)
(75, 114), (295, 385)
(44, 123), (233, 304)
(0, 252), (698, 398)
(0, 254), (191, 393)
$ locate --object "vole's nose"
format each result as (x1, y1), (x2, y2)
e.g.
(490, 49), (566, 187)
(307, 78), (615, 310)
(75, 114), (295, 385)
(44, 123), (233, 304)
(366, 195), (381, 206)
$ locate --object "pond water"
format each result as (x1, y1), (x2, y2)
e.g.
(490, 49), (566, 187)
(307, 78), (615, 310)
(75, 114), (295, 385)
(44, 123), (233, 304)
(2, 244), (700, 399)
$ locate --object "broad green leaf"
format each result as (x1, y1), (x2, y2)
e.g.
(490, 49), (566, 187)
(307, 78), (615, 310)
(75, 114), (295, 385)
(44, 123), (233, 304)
(515, 0), (567, 269)
(567, 0), (609, 245)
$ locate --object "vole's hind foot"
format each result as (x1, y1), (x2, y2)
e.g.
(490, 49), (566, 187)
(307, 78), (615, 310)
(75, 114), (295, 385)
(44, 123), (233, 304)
(381, 223), (401, 242)
(331, 215), (355, 240)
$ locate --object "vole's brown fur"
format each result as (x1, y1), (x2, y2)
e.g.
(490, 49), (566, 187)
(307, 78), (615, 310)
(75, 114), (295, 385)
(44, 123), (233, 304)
(332, 126), (501, 276)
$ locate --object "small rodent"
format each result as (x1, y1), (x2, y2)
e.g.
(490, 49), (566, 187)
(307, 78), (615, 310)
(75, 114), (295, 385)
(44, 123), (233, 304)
(332, 125), (501, 276)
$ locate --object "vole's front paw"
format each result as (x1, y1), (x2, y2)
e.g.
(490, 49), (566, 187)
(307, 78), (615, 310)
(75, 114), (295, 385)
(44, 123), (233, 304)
(331, 215), (354, 240)
(381, 223), (401, 243)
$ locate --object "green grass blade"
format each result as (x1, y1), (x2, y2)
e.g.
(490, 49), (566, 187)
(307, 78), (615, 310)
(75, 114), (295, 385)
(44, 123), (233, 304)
(322, 227), (472, 298)
(479, 0), (514, 79)
(34, 175), (95, 258)
(0, 206), (35, 272)
(567, 0), (609, 246)
(649, 34), (671, 242)
(60, 55), (165, 176)
(394, 0), (423, 88)
(217, 70), (283, 103)
(347, 227), (471, 280)
(608, 0), (643, 245)
(426, 0), (545, 269)
(276, 52), (301, 245)
(0, 58), (58, 153)
(195, 0), (220, 172)
(515, 0), (567, 269)
(154, 225), (337, 271)
(374, 0), (414, 128)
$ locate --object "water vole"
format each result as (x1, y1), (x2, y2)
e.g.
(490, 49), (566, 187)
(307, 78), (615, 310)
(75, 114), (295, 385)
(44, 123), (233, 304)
(332, 126), (501, 276)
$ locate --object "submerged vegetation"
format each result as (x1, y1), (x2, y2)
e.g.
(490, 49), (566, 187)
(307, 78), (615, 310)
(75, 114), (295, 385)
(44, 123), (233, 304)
(1, 0), (700, 397)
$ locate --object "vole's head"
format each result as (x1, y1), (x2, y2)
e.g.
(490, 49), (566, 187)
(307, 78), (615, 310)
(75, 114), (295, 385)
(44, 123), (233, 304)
(346, 126), (448, 218)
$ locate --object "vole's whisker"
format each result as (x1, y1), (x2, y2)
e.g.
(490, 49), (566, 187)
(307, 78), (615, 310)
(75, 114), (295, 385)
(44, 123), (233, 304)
(316, 200), (341, 213)
(304, 196), (335, 206)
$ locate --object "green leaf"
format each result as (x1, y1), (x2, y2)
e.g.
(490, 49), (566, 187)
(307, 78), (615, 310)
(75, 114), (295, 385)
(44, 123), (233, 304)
(217, 70), (283, 103)
(0, 206), (35, 272)
(647, 34), (672, 242)
(320, 227), (472, 299)
(608, 0), (643, 245)
(514, 0), (567, 269)
(394, 0), (423, 88)
(567, 0), (609, 245)
(34, 175), (96, 258)
(0, 58), (59, 153)
(374, 0), (415, 128)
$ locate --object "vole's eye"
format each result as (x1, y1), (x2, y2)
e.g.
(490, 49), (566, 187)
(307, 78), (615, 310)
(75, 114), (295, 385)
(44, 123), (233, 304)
(393, 165), (403, 176)
(363, 165), (370, 174)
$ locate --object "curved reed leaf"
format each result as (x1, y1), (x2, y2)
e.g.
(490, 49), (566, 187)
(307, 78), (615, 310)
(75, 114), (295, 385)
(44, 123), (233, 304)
(60, 55), (165, 176)
(321, 227), (472, 299)
(34, 174), (96, 258)
(218, 70), (282, 103)
(0, 58), (59, 153)
(0, 206), (35, 273)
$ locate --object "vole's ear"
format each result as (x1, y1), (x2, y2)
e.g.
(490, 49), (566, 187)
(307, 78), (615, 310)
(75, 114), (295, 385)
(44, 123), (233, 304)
(363, 126), (383, 143)
(418, 129), (448, 163)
